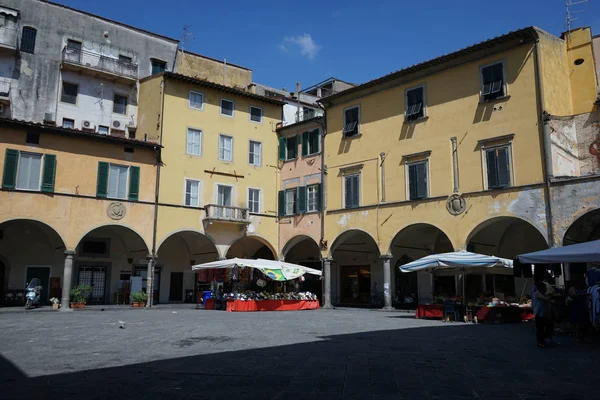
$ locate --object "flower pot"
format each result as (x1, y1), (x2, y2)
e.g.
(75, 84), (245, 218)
(52, 303), (60, 310)
(133, 302), (145, 308)
(70, 302), (85, 309)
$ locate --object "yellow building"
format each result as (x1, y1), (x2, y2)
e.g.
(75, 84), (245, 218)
(0, 118), (159, 307)
(137, 72), (283, 303)
(319, 27), (598, 308)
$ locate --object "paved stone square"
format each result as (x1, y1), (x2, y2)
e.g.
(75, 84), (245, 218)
(0, 307), (596, 399)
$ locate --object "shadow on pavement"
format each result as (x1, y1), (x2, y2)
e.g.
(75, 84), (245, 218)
(0, 322), (597, 400)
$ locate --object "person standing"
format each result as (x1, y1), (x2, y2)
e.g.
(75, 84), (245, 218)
(534, 281), (552, 348)
(568, 275), (589, 343)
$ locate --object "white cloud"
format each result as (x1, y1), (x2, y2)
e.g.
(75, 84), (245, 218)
(281, 33), (321, 60)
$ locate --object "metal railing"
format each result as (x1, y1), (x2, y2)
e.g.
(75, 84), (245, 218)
(295, 108), (322, 123)
(62, 46), (138, 79)
(0, 26), (17, 48)
(0, 79), (10, 97)
(204, 204), (249, 223)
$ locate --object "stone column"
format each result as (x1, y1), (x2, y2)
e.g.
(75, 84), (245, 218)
(381, 255), (393, 310)
(60, 250), (76, 312)
(146, 254), (154, 307)
(322, 257), (333, 309)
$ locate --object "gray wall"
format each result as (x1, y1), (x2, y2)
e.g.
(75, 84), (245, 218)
(0, 0), (178, 123)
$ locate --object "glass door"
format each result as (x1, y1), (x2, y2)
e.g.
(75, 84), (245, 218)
(78, 265), (107, 304)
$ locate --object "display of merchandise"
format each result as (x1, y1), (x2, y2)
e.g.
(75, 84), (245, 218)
(222, 291), (318, 301)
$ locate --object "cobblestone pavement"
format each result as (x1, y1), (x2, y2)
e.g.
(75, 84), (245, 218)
(0, 307), (597, 399)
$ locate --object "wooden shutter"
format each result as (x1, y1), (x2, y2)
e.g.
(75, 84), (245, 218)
(278, 190), (285, 217)
(41, 154), (56, 193)
(96, 162), (109, 198)
(2, 149), (19, 189)
(278, 137), (286, 161)
(302, 131), (309, 157)
(315, 183), (322, 211)
(297, 186), (307, 213)
(128, 166), (140, 201)
(408, 164), (417, 200)
(486, 150), (498, 189)
(497, 148), (510, 187)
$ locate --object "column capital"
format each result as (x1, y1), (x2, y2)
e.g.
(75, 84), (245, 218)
(146, 254), (154, 261)
(322, 257), (333, 262)
(64, 250), (76, 257)
(219, 256), (227, 261)
(380, 254), (394, 260)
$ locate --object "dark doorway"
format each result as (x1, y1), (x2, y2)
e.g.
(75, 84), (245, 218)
(341, 265), (371, 305)
(0, 260), (5, 306)
(169, 272), (184, 302)
(78, 265), (107, 304)
(25, 267), (50, 305)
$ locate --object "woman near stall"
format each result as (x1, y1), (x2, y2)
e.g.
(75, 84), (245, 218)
(533, 281), (553, 348)
(568, 275), (589, 343)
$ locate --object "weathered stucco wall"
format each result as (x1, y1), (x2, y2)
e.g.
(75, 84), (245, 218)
(564, 28), (598, 115)
(539, 31), (573, 116)
(176, 50), (252, 89)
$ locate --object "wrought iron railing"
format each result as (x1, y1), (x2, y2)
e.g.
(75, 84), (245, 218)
(204, 204), (249, 223)
(295, 108), (322, 123)
(0, 27), (17, 48)
(62, 46), (138, 79)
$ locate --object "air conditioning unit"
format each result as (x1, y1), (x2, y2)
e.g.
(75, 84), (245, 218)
(43, 113), (56, 125)
(111, 119), (123, 130)
(81, 120), (95, 130)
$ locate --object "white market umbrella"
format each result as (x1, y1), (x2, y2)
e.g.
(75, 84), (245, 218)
(191, 258), (321, 281)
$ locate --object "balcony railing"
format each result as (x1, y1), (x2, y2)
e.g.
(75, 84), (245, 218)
(62, 46), (138, 80)
(204, 204), (249, 224)
(0, 26), (17, 49)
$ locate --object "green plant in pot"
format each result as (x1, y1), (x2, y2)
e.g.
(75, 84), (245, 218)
(70, 285), (93, 308)
(132, 290), (148, 307)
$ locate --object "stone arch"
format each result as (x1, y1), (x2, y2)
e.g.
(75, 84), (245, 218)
(563, 207), (600, 245)
(329, 228), (379, 258)
(226, 235), (277, 260)
(387, 223), (454, 256)
(157, 229), (220, 258)
(282, 235), (320, 259)
(73, 223), (151, 255)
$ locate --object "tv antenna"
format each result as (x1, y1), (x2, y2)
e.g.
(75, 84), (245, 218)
(180, 25), (194, 52)
(565, 0), (588, 33)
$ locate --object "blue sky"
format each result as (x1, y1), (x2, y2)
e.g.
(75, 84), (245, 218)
(59, 0), (600, 90)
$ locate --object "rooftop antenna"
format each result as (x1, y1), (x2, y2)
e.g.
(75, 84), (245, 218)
(565, 0), (588, 34)
(180, 25), (195, 73)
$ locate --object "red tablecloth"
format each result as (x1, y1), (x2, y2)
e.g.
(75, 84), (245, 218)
(415, 304), (444, 319)
(204, 298), (215, 310)
(226, 299), (320, 312)
(473, 306), (534, 323)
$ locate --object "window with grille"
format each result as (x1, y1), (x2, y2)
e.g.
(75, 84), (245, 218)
(344, 173), (360, 208)
(248, 188), (261, 213)
(485, 146), (511, 189)
(61, 82), (78, 104)
(249, 140), (261, 166)
(219, 134), (233, 161)
(185, 179), (200, 207)
(481, 62), (506, 101)
(186, 128), (202, 155)
(113, 94), (128, 115)
(250, 106), (262, 123)
(343, 106), (359, 137)
(221, 99), (235, 117)
(405, 86), (425, 121)
(407, 161), (428, 200)
(20, 27), (37, 53)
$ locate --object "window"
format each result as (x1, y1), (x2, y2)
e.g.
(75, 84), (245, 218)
(26, 133), (40, 145)
(303, 107), (316, 120)
(407, 161), (428, 200)
(62, 118), (74, 129)
(220, 99), (235, 117)
(219, 134), (233, 161)
(108, 164), (128, 199)
(113, 94), (128, 115)
(287, 136), (297, 160)
(248, 188), (261, 213)
(61, 82), (78, 104)
(151, 59), (166, 75)
(485, 146), (511, 189)
(184, 179), (200, 207)
(250, 106), (262, 123)
(79, 238), (110, 258)
(481, 62), (506, 101)
(343, 106), (359, 137)
(16, 152), (42, 190)
(344, 173), (360, 209)
(302, 129), (320, 156)
(217, 185), (233, 206)
(119, 55), (132, 64)
(285, 188), (297, 216)
(249, 140), (262, 166)
(189, 91), (204, 110)
(98, 126), (109, 135)
(20, 27), (37, 53)
(307, 184), (320, 212)
(405, 86), (425, 121)
(186, 128), (202, 156)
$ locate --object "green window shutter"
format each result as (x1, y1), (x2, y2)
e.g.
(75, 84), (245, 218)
(96, 162), (109, 198)
(277, 190), (285, 216)
(278, 137), (286, 161)
(41, 154), (56, 193)
(297, 186), (307, 213)
(302, 131), (309, 157)
(128, 166), (140, 201)
(316, 183), (322, 211)
(2, 149), (19, 189)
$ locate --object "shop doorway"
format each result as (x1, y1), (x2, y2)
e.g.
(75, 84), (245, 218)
(169, 272), (183, 302)
(341, 265), (371, 305)
(78, 265), (108, 304)
(25, 266), (50, 305)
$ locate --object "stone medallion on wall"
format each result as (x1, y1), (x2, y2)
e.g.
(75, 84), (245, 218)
(446, 194), (466, 216)
(107, 202), (126, 220)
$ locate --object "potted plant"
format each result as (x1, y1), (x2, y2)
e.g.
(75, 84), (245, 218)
(50, 297), (60, 310)
(132, 290), (148, 308)
(70, 285), (92, 309)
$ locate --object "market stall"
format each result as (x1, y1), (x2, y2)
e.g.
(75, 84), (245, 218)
(401, 251), (533, 321)
(191, 258), (321, 312)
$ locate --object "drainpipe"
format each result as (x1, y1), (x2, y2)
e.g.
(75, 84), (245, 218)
(533, 36), (555, 247)
(451, 137), (459, 193)
(380, 152), (386, 202)
(317, 101), (331, 308)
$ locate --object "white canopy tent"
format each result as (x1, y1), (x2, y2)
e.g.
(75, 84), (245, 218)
(191, 258), (322, 282)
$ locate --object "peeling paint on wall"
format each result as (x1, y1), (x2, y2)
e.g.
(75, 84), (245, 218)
(507, 188), (547, 232)
(338, 214), (350, 227)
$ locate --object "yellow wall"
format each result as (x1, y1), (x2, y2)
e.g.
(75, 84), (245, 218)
(323, 43), (548, 254)
(0, 127), (157, 250)
(176, 50), (253, 89)
(154, 78), (282, 255)
(564, 28), (598, 114)
(137, 75), (163, 143)
(538, 32), (574, 116)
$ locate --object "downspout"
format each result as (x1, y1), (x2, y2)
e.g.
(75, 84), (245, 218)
(316, 101), (328, 305)
(380, 152), (386, 202)
(533, 35), (555, 248)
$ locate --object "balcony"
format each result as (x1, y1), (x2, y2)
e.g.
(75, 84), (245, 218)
(203, 204), (250, 226)
(61, 47), (138, 84)
(0, 26), (17, 53)
(0, 79), (10, 104)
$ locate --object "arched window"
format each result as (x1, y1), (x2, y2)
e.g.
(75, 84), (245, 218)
(20, 26), (37, 54)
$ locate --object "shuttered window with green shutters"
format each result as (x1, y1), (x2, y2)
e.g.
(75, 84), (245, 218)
(302, 129), (320, 157)
(297, 186), (307, 213)
(96, 162), (140, 201)
(2, 149), (19, 189)
(278, 190), (285, 216)
(41, 154), (56, 193)
(2, 149), (56, 192)
(278, 137), (286, 161)
(128, 166), (140, 201)
(96, 162), (109, 198)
